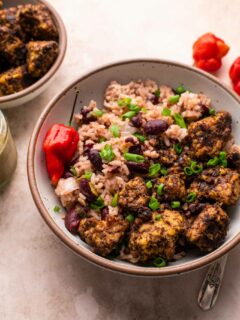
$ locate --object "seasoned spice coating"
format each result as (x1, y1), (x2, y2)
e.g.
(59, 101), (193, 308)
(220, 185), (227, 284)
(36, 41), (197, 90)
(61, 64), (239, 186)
(27, 40), (58, 78)
(129, 210), (186, 261)
(0, 26), (26, 66)
(17, 4), (58, 40)
(158, 148), (177, 166)
(186, 204), (229, 252)
(0, 65), (33, 96)
(78, 216), (129, 256)
(188, 111), (232, 159)
(0, 54), (9, 73)
(119, 176), (149, 210)
(0, 6), (28, 41)
(189, 167), (240, 205)
(158, 174), (186, 201)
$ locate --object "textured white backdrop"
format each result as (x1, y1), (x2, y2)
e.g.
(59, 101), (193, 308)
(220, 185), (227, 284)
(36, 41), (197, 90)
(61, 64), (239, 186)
(1, 0), (240, 319)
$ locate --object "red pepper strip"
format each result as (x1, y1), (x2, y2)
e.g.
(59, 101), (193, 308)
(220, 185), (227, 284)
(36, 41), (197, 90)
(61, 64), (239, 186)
(229, 57), (240, 95)
(45, 151), (65, 185)
(193, 33), (229, 72)
(43, 124), (79, 185)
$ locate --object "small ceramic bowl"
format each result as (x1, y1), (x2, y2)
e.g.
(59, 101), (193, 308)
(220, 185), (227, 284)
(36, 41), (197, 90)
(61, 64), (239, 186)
(0, 0), (67, 109)
(28, 59), (240, 277)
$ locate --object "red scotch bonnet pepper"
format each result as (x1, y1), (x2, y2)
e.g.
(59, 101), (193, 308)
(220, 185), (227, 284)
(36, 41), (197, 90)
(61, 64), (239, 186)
(43, 124), (79, 185)
(193, 33), (230, 72)
(229, 57), (240, 95)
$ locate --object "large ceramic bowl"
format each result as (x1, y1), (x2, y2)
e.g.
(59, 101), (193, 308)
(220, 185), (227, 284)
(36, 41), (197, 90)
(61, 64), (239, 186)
(27, 59), (240, 277)
(0, 0), (67, 109)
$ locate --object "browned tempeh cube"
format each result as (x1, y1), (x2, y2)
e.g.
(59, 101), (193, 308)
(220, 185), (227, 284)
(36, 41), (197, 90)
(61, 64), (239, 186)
(17, 4), (58, 40)
(0, 65), (33, 96)
(0, 6), (28, 41)
(0, 25), (26, 66)
(27, 40), (58, 78)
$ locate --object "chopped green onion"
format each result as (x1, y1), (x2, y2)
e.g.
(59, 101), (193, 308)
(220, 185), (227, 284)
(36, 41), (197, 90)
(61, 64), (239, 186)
(111, 193), (119, 207)
(184, 167), (193, 176)
(219, 151), (228, 167)
(219, 151), (227, 160)
(173, 143), (183, 155)
(162, 108), (171, 116)
(207, 156), (219, 167)
(82, 171), (93, 180)
(146, 181), (153, 189)
(99, 137), (106, 143)
(168, 95), (180, 105)
(118, 97), (132, 106)
(110, 124), (120, 138)
(128, 104), (141, 112)
(126, 214), (135, 223)
(155, 214), (162, 221)
(148, 163), (161, 177)
(133, 133), (146, 142)
(153, 257), (167, 267)
(157, 183), (164, 196)
(141, 107), (147, 113)
(209, 108), (216, 115)
(186, 192), (197, 203)
(207, 152), (228, 168)
(53, 205), (60, 213)
(70, 166), (77, 176)
(173, 113), (187, 128)
(190, 161), (203, 174)
(154, 89), (160, 98)
(149, 196), (160, 211)
(221, 159), (228, 167)
(118, 100), (125, 106)
(90, 196), (105, 210)
(184, 161), (203, 176)
(91, 109), (104, 117)
(100, 144), (115, 162)
(122, 111), (137, 120)
(124, 152), (145, 163)
(175, 85), (186, 95)
(161, 167), (168, 176)
(171, 201), (181, 209)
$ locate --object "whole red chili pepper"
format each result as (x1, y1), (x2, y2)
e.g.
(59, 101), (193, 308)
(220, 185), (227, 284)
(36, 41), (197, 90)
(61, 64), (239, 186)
(193, 33), (230, 72)
(43, 124), (79, 185)
(229, 57), (240, 95)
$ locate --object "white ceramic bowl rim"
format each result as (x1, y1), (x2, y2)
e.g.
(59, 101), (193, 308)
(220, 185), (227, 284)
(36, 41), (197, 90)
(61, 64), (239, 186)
(28, 58), (240, 277)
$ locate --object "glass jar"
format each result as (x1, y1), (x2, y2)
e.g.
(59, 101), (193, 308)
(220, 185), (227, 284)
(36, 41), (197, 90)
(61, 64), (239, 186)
(0, 111), (17, 189)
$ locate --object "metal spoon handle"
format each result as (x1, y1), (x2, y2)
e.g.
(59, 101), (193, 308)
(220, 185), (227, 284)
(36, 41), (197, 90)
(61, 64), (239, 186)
(198, 254), (228, 311)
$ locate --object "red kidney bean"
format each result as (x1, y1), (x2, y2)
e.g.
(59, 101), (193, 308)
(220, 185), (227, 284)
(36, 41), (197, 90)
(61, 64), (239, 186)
(199, 104), (209, 117)
(144, 120), (169, 135)
(63, 171), (73, 178)
(131, 113), (142, 128)
(101, 207), (109, 220)
(83, 143), (94, 156)
(65, 208), (81, 234)
(129, 144), (142, 155)
(81, 107), (96, 124)
(88, 149), (103, 171)
(150, 95), (159, 105)
(126, 161), (149, 173)
(79, 178), (96, 202)
(125, 137), (135, 144)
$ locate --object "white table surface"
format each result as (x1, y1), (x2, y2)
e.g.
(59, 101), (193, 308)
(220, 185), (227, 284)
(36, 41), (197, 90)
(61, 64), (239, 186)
(1, 0), (240, 319)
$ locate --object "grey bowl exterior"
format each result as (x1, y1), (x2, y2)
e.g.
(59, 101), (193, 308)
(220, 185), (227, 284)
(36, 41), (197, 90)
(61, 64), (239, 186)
(0, 0), (67, 109)
(28, 59), (240, 277)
